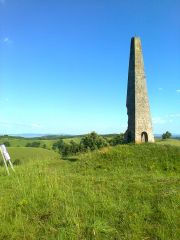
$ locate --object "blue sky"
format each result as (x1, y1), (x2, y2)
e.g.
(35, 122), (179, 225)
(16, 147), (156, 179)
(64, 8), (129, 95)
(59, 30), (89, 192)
(0, 0), (179, 135)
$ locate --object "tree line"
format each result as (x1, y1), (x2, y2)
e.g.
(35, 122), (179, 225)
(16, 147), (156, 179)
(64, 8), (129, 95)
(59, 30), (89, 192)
(52, 132), (125, 157)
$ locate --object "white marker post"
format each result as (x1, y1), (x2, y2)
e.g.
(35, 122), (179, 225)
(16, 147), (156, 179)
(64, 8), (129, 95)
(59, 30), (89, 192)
(0, 144), (15, 175)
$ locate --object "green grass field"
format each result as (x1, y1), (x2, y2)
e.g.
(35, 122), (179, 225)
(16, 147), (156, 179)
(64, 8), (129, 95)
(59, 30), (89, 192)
(0, 143), (179, 240)
(157, 138), (180, 147)
(7, 147), (60, 164)
(0, 137), (57, 149)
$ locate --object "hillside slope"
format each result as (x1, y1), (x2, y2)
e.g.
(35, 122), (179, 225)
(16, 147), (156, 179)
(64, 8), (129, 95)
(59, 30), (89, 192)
(7, 147), (60, 164)
(0, 144), (179, 240)
(157, 138), (180, 147)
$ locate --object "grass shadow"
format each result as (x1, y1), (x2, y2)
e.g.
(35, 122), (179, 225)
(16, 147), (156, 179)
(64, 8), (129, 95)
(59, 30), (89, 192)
(62, 157), (78, 162)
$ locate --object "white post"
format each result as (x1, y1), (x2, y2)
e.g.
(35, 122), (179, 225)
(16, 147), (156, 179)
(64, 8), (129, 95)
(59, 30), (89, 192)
(8, 160), (15, 172)
(0, 144), (15, 175)
(0, 148), (10, 175)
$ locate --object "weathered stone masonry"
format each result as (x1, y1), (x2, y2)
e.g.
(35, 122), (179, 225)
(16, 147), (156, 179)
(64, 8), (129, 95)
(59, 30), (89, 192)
(126, 37), (154, 143)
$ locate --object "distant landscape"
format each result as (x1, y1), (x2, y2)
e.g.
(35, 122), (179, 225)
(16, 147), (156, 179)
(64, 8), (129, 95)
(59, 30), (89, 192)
(4, 133), (180, 139)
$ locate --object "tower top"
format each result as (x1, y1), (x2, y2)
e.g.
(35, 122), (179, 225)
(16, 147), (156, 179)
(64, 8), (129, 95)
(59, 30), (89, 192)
(131, 37), (141, 45)
(131, 36), (141, 40)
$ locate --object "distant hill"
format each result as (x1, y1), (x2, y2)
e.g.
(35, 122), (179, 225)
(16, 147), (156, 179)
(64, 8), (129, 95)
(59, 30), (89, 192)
(1, 133), (180, 140)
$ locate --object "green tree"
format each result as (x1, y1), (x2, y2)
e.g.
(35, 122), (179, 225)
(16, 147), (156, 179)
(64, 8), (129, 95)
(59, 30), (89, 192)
(69, 140), (80, 154)
(162, 131), (172, 140)
(109, 133), (125, 146)
(26, 142), (41, 148)
(53, 133), (109, 156)
(42, 144), (47, 149)
(52, 139), (64, 151)
(61, 144), (71, 156)
(80, 132), (109, 151)
(52, 139), (72, 156)
(3, 141), (11, 147)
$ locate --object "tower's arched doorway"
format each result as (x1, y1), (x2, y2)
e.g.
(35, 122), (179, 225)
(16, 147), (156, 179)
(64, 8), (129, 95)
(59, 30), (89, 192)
(141, 132), (148, 142)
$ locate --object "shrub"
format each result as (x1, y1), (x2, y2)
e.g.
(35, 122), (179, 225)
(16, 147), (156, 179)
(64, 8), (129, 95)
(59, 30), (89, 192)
(52, 139), (64, 151)
(42, 144), (47, 149)
(69, 140), (80, 154)
(162, 131), (172, 139)
(80, 132), (109, 151)
(109, 133), (125, 146)
(52, 132), (109, 156)
(52, 140), (80, 157)
(26, 142), (41, 148)
(3, 141), (11, 147)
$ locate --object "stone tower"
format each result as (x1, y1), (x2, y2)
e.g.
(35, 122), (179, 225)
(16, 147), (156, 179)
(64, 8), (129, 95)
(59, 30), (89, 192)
(126, 37), (154, 143)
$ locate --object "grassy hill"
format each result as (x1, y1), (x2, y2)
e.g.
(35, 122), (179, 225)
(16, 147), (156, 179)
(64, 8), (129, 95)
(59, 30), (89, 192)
(157, 138), (180, 147)
(0, 144), (179, 239)
(7, 147), (60, 164)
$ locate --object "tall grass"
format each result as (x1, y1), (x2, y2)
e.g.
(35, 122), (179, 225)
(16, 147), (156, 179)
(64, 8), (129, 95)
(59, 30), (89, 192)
(157, 138), (180, 147)
(0, 144), (179, 239)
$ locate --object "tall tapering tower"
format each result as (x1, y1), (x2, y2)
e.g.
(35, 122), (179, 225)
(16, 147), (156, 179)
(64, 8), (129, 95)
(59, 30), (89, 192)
(126, 37), (154, 143)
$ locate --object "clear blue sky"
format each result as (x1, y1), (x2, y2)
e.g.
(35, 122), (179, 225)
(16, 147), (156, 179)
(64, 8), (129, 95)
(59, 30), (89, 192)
(0, 0), (179, 135)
